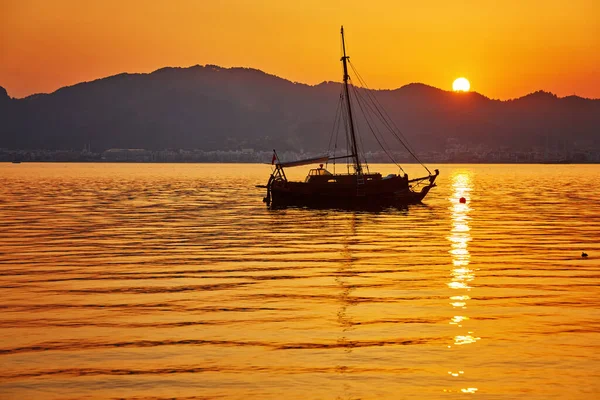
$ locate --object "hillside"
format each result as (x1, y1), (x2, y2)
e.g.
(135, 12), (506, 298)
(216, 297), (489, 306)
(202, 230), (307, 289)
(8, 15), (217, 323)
(1, 65), (599, 153)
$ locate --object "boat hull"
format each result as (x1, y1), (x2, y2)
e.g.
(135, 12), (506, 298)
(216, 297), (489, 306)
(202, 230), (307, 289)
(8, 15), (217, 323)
(268, 176), (434, 210)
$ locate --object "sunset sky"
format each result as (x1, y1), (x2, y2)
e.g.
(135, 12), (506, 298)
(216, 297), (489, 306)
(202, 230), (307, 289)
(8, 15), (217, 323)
(1, 0), (598, 99)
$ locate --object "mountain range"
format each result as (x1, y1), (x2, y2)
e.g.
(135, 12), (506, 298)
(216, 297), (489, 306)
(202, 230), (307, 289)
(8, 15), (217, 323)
(1, 65), (599, 153)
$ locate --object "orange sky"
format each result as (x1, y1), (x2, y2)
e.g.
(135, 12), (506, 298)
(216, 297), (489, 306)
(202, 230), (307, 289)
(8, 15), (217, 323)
(1, 0), (599, 99)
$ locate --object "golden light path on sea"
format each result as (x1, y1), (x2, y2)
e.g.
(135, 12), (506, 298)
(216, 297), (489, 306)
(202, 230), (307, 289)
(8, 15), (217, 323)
(445, 171), (480, 394)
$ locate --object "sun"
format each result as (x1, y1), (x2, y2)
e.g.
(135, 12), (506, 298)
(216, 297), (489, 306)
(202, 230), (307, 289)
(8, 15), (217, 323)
(453, 77), (470, 92)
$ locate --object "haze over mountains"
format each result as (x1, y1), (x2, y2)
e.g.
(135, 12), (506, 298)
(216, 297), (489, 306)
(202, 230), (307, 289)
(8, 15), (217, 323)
(1, 65), (599, 155)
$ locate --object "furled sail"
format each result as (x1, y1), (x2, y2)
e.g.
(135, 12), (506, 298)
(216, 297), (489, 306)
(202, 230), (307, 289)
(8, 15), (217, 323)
(275, 156), (329, 168)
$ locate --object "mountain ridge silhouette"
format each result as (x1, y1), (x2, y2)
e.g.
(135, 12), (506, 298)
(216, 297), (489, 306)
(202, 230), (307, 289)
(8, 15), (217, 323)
(1, 65), (598, 152)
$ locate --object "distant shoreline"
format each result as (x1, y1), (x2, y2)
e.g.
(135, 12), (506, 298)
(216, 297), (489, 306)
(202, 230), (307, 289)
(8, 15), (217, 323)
(3, 147), (598, 164)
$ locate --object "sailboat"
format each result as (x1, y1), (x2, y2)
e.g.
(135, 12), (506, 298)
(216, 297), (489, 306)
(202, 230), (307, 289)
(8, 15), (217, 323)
(261, 26), (439, 209)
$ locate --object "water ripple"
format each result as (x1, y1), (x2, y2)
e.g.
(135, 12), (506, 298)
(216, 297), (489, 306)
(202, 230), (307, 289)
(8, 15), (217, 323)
(1, 163), (599, 399)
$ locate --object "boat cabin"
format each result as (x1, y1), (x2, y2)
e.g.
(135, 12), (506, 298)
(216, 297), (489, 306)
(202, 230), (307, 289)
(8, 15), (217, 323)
(304, 165), (388, 185)
(305, 166), (333, 182)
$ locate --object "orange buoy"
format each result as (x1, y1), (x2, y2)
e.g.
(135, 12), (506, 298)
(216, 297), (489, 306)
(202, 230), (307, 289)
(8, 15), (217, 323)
(459, 197), (466, 204)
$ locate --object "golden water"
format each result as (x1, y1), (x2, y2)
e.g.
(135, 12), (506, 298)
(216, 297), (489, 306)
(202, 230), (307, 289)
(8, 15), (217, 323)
(1, 163), (599, 399)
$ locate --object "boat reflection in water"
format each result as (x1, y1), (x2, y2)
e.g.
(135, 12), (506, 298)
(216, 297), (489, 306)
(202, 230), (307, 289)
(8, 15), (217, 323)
(445, 172), (480, 394)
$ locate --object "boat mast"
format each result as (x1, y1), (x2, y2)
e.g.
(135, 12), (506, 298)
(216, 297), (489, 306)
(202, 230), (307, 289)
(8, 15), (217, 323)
(340, 26), (362, 175)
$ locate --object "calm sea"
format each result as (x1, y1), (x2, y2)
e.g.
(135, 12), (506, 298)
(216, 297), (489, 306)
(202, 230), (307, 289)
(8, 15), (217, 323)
(0, 163), (599, 399)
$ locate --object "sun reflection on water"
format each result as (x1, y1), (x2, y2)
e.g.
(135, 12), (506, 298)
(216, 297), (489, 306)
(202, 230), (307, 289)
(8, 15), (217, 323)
(446, 171), (479, 394)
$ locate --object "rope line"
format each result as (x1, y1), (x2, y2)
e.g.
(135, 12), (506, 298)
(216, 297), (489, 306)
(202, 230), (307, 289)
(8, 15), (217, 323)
(349, 61), (431, 174)
(350, 83), (403, 173)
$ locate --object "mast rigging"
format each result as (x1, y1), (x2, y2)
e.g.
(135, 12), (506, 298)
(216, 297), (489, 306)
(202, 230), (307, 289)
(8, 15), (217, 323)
(340, 26), (362, 175)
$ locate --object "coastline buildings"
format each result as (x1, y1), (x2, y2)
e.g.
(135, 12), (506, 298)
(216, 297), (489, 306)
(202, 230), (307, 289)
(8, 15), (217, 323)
(2, 141), (599, 164)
